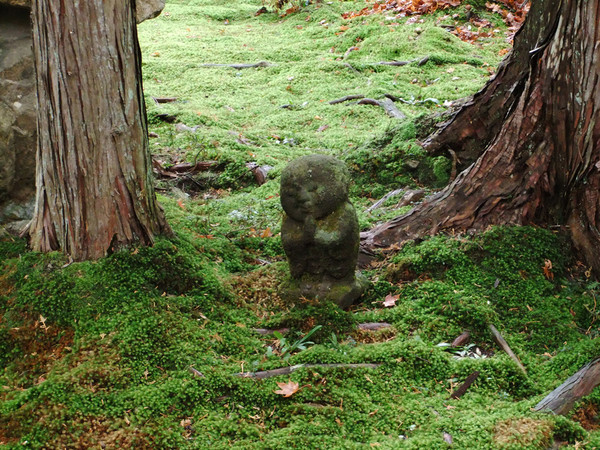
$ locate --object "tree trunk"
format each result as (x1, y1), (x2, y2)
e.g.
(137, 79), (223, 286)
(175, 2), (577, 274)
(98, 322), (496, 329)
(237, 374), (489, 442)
(362, 0), (600, 275)
(29, 0), (171, 261)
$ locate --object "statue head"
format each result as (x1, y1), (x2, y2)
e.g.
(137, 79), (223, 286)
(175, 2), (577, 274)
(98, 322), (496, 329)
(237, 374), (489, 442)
(280, 154), (350, 221)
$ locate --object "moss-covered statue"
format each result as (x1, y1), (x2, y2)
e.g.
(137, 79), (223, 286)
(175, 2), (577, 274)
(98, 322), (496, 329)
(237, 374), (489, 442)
(280, 154), (367, 308)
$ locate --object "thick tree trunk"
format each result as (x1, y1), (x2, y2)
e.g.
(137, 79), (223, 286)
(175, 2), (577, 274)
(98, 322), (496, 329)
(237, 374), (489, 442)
(362, 0), (600, 275)
(29, 0), (171, 260)
(422, 0), (557, 169)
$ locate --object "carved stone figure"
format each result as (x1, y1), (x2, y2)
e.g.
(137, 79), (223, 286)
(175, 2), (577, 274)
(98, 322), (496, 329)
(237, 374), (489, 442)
(280, 154), (367, 308)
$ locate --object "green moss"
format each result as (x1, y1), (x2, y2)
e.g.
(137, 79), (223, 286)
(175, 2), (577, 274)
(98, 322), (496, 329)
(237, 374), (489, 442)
(1, 1), (595, 448)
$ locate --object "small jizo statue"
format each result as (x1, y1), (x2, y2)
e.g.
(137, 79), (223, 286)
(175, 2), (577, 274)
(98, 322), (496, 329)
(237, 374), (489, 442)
(280, 154), (367, 308)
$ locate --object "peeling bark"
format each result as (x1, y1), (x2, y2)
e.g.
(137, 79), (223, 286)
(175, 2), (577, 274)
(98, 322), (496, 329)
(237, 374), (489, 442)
(29, 0), (171, 261)
(362, 0), (600, 275)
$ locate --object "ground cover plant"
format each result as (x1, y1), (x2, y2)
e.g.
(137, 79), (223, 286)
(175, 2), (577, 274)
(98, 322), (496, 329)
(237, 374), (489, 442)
(3, 0), (600, 448)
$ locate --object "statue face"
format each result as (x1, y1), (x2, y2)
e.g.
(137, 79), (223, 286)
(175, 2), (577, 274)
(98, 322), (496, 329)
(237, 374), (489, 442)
(280, 155), (349, 221)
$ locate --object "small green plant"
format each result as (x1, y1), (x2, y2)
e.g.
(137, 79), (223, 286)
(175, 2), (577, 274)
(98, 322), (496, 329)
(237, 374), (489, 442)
(267, 325), (323, 360)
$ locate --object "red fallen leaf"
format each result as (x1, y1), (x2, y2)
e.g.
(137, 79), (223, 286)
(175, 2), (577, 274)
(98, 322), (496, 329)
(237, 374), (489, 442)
(274, 379), (299, 397)
(383, 294), (399, 308)
(543, 259), (554, 280)
(177, 199), (185, 210)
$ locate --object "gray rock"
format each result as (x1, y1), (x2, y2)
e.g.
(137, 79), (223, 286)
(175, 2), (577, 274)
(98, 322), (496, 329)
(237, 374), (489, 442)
(0, 6), (36, 209)
(280, 154), (367, 308)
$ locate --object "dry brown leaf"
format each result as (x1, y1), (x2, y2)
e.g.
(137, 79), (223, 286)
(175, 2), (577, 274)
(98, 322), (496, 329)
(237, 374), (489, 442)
(383, 294), (399, 308)
(274, 379), (299, 397)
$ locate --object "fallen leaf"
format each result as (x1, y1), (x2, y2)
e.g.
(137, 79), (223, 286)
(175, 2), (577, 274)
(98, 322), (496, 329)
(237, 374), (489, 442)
(177, 199), (186, 210)
(543, 259), (554, 280)
(261, 228), (273, 238)
(383, 294), (399, 308)
(274, 379), (299, 397)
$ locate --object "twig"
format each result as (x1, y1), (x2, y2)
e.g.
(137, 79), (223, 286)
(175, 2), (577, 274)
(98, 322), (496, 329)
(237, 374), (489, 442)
(396, 189), (427, 207)
(489, 324), (527, 375)
(253, 328), (290, 336)
(366, 189), (405, 213)
(152, 158), (218, 179)
(375, 59), (414, 66)
(450, 371), (480, 399)
(152, 96), (178, 104)
(197, 61), (271, 69)
(235, 363), (383, 379)
(343, 62), (362, 75)
(358, 322), (392, 331)
(357, 98), (406, 119)
(384, 94), (441, 106)
(329, 95), (366, 105)
(418, 55), (430, 66)
(189, 366), (205, 378)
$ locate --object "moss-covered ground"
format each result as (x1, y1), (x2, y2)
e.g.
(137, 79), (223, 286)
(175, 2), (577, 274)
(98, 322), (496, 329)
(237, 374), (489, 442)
(3, 0), (600, 448)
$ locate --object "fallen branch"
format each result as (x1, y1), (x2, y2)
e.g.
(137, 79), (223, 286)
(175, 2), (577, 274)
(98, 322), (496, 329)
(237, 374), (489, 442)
(489, 324), (527, 375)
(343, 62), (362, 75)
(396, 189), (427, 208)
(152, 96), (178, 104)
(189, 366), (205, 378)
(450, 371), (480, 399)
(366, 189), (404, 213)
(329, 94), (366, 105)
(357, 322), (392, 331)
(357, 98), (406, 119)
(534, 357), (600, 415)
(253, 328), (290, 336)
(235, 363), (383, 379)
(198, 61), (271, 69)
(375, 59), (414, 66)
(384, 93), (441, 107)
(152, 158), (218, 179)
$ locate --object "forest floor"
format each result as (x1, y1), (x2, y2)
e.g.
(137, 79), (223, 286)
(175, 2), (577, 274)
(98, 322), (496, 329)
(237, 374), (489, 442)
(2, 0), (600, 448)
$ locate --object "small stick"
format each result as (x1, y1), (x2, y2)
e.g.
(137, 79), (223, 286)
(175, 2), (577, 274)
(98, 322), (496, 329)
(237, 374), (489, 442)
(189, 366), (205, 378)
(152, 96), (178, 104)
(235, 363), (382, 380)
(197, 61), (271, 69)
(357, 98), (406, 119)
(358, 322), (392, 331)
(366, 189), (404, 213)
(253, 328), (290, 336)
(450, 371), (480, 399)
(489, 324), (527, 375)
(343, 62), (362, 75)
(329, 94), (366, 105)
(375, 60), (414, 66)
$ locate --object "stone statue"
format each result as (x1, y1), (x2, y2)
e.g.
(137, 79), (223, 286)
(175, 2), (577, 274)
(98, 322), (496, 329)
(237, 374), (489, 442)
(280, 154), (367, 308)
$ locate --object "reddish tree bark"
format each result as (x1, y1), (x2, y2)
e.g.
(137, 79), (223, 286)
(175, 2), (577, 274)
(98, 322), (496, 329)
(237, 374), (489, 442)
(362, 0), (600, 275)
(28, 0), (171, 260)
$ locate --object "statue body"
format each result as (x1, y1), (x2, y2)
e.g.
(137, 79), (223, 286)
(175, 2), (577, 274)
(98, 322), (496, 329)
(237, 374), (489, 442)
(280, 154), (366, 308)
